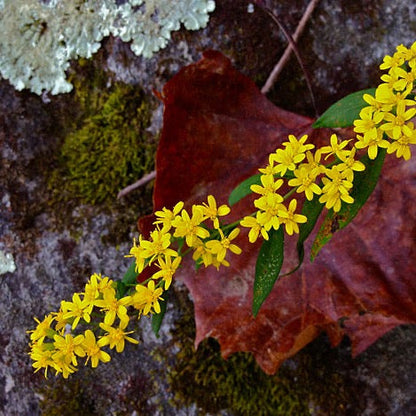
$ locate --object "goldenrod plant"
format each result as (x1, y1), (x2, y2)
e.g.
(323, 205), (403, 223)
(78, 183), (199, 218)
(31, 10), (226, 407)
(29, 41), (416, 378)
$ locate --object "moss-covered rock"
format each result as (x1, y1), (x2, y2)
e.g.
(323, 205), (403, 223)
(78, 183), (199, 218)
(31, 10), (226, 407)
(38, 377), (96, 416)
(49, 78), (156, 206)
(170, 338), (310, 415)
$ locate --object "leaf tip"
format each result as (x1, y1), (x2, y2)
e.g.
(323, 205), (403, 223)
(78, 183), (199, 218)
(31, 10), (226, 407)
(251, 303), (260, 318)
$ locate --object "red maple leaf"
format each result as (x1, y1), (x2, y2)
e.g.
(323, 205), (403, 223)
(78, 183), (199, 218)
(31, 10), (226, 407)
(139, 51), (416, 374)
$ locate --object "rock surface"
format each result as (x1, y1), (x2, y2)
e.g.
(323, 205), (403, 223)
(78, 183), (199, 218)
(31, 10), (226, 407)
(1, 1), (416, 415)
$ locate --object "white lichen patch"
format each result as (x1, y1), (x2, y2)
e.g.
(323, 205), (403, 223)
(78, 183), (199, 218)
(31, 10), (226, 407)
(114, 0), (215, 58)
(0, 0), (215, 95)
(0, 250), (16, 275)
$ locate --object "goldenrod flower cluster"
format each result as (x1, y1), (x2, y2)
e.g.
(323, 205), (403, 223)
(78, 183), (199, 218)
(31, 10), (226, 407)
(240, 132), (366, 242)
(28, 273), (162, 378)
(354, 41), (416, 160)
(127, 196), (241, 274)
(29, 42), (416, 379)
(242, 41), (416, 242)
(29, 196), (242, 378)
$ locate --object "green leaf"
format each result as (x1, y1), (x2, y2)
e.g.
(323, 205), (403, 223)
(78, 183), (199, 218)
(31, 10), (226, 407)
(252, 227), (284, 317)
(122, 259), (138, 286)
(296, 196), (324, 266)
(152, 290), (168, 337)
(116, 260), (137, 298)
(310, 148), (386, 260)
(313, 88), (376, 128)
(229, 173), (261, 206)
(116, 280), (128, 299)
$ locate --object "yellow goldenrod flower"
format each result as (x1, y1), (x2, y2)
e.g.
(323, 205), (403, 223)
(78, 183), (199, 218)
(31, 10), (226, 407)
(29, 314), (55, 343)
(192, 238), (215, 267)
(274, 135), (315, 175)
(94, 289), (131, 326)
(172, 205), (210, 247)
(51, 351), (77, 379)
(387, 124), (416, 160)
(53, 333), (85, 367)
(154, 201), (184, 232)
(210, 256), (231, 270)
(375, 83), (413, 107)
(205, 228), (242, 263)
(240, 213), (269, 243)
(362, 91), (392, 115)
(271, 146), (299, 176)
(395, 43), (413, 60)
(82, 330), (111, 368)
(379, 51), (405, 70)
(337, 148), (366, 176)
(61, 293), (93, 330)
(200, 195), (231, 229)
(152, 255), (182, 289)
(254, 193), (283, 231)
(321, 166), (353, 195)
(355, 130), (389, 160)
(353, 106), (384, 141)
(392, 66), (416, 91)
(283, 134), (314, 156)
(30, 342), (55, 378)
(319, 167), (354, 212)
(380, 69), (399, 90)
(84, 273), (103, 305)
(320, 134), (351, 160)
(52, 308), (69, 334)
(131, 280), (164, 316)
(301, 149), (326, 177)
(288, 166), (322, 201)
(96, 274), (115, 293)
(140, 228), (178, 265)
(251, 175), (283, 197)
(125, 237), (147, 274)
(278, 199), (307, 235)
(258, 154), (278, 175)
(380, 100), (416, 140)
(319, 190), (354, 213)
(98, 320), (139, 353)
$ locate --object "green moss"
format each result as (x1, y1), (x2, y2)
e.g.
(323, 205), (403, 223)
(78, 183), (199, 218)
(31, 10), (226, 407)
(38, 376), (96, 416)
(170, 339), (310, 415)
(49, 78), (156, 205)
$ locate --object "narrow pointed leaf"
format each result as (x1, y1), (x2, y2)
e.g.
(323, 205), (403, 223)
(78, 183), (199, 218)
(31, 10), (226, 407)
(296, 196), (324, 265)
(151, 291), (168, 337)
(117, 260), (137, 298)
(313, 88), (376, 128)
(252, 227), (284, 317)
(228, 173), (261, 206)
(311, 148), (386, 259)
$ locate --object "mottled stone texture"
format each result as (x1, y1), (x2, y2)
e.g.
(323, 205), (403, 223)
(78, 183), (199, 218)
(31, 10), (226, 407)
(1, 0), (416, 415)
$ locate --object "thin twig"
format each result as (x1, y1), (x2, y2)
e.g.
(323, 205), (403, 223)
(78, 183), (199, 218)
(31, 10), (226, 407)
(261, 0), (320, 109)
(117, 170), (156, 199)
